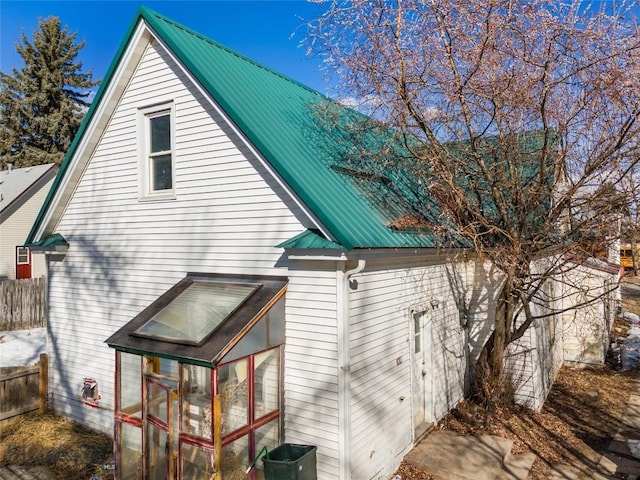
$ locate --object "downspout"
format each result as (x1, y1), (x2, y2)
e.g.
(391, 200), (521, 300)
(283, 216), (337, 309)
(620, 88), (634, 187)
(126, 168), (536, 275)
(337, 259), (366, 480)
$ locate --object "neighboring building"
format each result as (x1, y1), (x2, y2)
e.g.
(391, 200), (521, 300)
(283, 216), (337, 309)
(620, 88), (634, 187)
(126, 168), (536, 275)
(559, 259), (621, 366)
(25, 7), (619, 480)
(0, 163), (57, 279)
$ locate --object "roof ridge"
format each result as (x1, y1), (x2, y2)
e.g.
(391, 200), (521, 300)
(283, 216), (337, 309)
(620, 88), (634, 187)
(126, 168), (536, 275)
(141, 6), (327, 100)
(28, 6), (449, 250)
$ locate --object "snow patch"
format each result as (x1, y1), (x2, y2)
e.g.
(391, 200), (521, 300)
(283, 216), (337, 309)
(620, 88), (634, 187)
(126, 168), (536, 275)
(623, 311), (640, 324)
(622, 324), (640, 370)
(0, 328), (47, 367)
(629, 439), (640, 459)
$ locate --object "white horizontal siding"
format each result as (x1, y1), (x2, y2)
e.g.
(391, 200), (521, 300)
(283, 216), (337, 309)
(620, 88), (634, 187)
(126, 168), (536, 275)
(46, 38), (311, 436)
(508, 279), (564, 411)
(560, 265), (614, 365)
(348, 262), (473, 480)
(283, 267), (340, 480)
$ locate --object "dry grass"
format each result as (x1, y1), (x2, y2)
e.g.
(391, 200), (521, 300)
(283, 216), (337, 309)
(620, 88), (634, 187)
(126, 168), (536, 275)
(0, 410), (114, 480)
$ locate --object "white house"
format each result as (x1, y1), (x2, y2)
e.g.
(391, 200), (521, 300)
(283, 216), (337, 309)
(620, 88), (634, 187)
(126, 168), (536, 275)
(26, 7), (619, 480)
(0, 163), (57, 279)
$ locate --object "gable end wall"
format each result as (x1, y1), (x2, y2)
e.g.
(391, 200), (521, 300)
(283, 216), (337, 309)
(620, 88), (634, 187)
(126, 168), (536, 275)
(45, 38), (309, 434)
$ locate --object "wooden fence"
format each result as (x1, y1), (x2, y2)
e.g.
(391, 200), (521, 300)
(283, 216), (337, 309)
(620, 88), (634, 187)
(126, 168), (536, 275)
(0, 277), (46, 331)
(0, 353), (48, 422)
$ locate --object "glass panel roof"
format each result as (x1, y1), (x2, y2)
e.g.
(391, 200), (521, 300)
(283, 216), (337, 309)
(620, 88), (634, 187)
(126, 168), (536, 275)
(133, 282), (258, 345)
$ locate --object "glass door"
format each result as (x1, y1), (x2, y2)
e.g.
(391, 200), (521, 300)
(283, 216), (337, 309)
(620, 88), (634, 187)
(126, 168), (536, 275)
(412, 310), (433, 439)
(146, 379), (170, 479)
(144, 357), (179, 480)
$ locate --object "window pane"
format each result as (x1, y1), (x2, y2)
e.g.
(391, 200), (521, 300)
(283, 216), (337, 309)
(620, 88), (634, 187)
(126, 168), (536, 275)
(147, 381), (168, 424)
(221, 434), (248, 480)
(221, 296), (285, 364)
(152, 154), (172, 191)
(181, 442), (215, 480)
(254, 349), (279, 419)
(136, 283), (258, 344)
(118, 352), (142, 417)
(182, 364), (213, 439)
(254, 419), (280, 480)
(222, 315), (267, 362)
(17, 247), (29, 264)
(219, 359), (248, 436)
(145, 423), (167, 480)
(145, 357), (179, 382)
(117, 422), (142, 480)
(150, 114), (170, 152)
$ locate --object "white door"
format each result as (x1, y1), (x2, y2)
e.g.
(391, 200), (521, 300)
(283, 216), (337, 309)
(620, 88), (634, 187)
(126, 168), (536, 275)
(412, 310), (433, 437)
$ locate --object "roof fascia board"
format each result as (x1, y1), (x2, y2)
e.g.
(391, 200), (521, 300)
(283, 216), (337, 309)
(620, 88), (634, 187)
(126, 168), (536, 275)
(30, 20), (151, 243)
(141, 15), (338, 245)
(286, 247), (467, 263)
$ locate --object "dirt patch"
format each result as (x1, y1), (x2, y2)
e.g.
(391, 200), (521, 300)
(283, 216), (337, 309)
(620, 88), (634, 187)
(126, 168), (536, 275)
(0, 411), (114, 480)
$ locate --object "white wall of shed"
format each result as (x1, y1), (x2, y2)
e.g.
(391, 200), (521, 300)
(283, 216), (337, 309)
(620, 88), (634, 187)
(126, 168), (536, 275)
(560, 266), (617, 366)
(508, 279), (563, 410)
(346, 259), (498, 480)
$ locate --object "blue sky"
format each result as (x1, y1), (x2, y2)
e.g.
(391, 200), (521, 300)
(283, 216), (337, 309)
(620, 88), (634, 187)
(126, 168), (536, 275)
(0, 1), (330, 94)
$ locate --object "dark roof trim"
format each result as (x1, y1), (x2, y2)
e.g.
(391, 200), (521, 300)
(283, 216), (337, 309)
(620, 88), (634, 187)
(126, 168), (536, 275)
(1, 164), (58, 217)
(105, 272), (288, 366)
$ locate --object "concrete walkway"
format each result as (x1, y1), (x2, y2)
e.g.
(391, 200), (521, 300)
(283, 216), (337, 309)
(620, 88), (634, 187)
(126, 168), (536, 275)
(404, 430), (536, 480)
(598, 377), (640, 480)
(403, 377), (640, 480)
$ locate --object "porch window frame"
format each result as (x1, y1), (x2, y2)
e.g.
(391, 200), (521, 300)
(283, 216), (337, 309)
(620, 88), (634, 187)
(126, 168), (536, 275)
(114, 347), (282, 480)
(110, 274), (286, 479)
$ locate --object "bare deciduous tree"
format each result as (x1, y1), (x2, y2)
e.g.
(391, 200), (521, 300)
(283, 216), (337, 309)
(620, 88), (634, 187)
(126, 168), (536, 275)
(307, 0), (640, 408)
(621, 170), (640, 275)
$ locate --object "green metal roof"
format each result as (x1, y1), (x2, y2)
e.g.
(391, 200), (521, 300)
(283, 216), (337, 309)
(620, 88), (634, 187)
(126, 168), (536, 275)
(27, 6), (454, 250)
(27, 233), (68, 250)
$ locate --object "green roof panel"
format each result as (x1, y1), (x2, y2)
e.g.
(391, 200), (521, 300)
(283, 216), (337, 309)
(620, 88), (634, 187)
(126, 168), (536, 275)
(277, 230), (345, 250)
(28, 6), (454, 250)
(140, 7), (449, 249)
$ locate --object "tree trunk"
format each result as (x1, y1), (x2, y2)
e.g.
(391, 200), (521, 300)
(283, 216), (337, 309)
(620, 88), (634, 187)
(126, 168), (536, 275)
(473, 279), (517, 414)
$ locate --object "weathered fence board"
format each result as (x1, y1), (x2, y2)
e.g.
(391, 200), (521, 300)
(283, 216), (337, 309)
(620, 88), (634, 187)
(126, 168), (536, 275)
(0, 353), (48, 422)
(0, 278), (46, 331)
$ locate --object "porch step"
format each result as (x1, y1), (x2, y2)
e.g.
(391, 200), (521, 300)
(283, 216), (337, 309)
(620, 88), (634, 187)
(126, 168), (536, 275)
(496, 451), (537, 480)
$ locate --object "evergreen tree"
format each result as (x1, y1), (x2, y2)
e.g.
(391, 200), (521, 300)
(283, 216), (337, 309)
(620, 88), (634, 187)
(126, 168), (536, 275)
(0, 16), (98, 167)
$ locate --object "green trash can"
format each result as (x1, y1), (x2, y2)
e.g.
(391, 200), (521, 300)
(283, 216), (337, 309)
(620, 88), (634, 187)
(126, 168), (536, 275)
(262, 443), (317, 480)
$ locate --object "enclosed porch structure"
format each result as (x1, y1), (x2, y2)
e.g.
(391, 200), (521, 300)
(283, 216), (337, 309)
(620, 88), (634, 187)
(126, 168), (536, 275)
(107, 273), (287, 480)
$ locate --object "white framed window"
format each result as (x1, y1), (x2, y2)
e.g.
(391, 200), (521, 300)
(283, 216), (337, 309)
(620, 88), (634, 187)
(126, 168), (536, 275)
(139, 102), (175, 200)
(16, 247), (30, 264)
